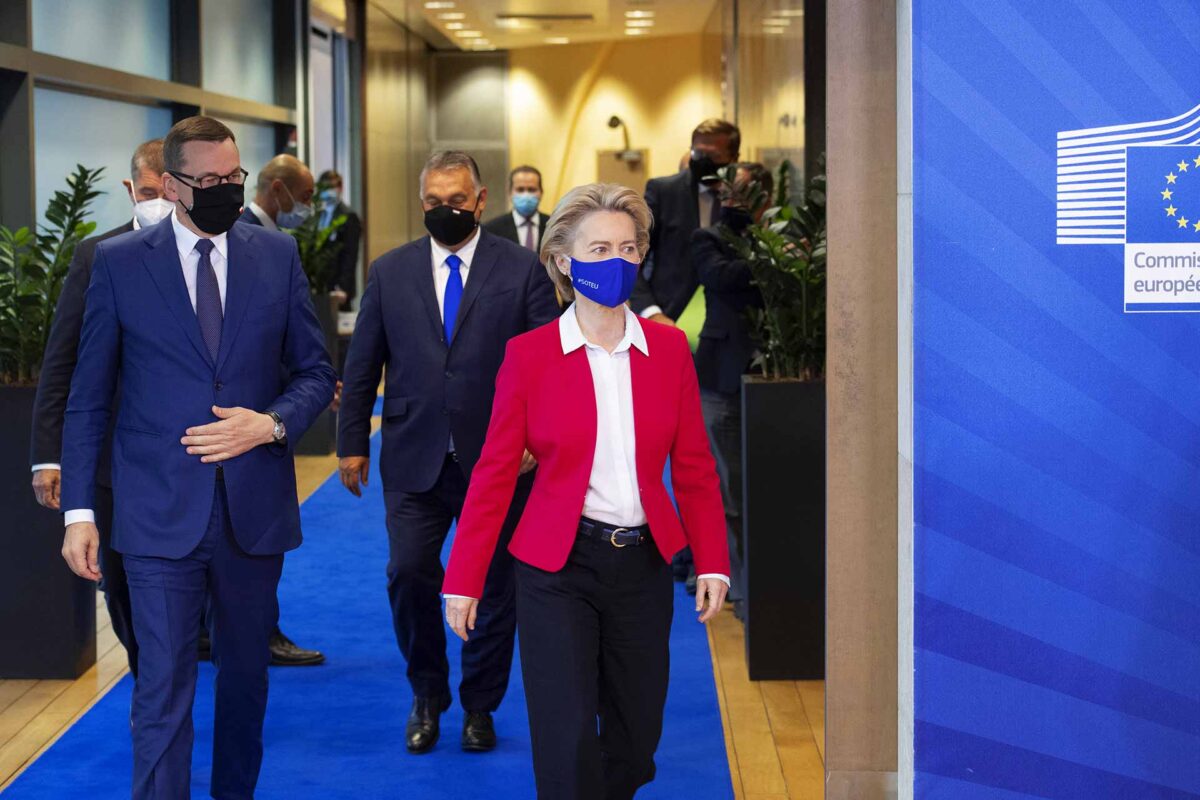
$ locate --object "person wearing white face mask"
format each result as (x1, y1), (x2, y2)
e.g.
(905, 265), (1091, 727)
(238, 153), (316, 231)
(30, 137), (168, 680)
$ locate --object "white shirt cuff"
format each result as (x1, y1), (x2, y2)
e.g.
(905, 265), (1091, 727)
(64, 509), (95, 526)
(639, 305), (664, 319)
(696, 573), (731, 587)
(32, 463), (61, 472)
(442, 594), (476, 601)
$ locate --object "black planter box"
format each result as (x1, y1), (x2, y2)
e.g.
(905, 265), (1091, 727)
(741, 377), (825, 680)
(0, 385), (96, 678)
(295, 292), (340, 456)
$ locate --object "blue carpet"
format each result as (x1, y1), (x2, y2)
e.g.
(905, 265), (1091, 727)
(4, 432), (733, 799)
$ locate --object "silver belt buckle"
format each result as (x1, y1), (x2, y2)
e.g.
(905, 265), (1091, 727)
(609, 527), (632, 548)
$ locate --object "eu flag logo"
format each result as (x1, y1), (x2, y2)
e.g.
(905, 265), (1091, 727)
(1126, 145), (1200, 244)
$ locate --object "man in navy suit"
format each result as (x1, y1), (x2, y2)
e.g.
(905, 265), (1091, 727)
(60, 116), (336, 800)
(237, 154), (315, 231)
(337, 150), (560, 754)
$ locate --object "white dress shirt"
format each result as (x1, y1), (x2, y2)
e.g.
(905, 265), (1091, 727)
(63, 211), (229, 527)
(248, 201), (277, 230)
(512, 209), (540, 249)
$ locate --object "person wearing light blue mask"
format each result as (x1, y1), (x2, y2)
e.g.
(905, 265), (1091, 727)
(483, 165), (549, 252)
(240, 154), (316, 232)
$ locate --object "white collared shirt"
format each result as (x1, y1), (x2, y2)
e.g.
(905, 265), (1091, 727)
(430, 227), (480, 320)
(248, 201), (277, 231)
(62, 211), (229, 527)
(512, 209), (540, 248)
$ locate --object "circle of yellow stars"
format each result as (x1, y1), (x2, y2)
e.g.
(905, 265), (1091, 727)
(1162, 154), (1200, 231)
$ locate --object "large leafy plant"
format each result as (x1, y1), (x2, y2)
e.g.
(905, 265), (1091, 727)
(282, 185), (346, 296)
(722, 157), (827, 381)
(0, 165), (104, 385)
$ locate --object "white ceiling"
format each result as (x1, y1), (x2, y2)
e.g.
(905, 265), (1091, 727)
(392, 0), (722, 51)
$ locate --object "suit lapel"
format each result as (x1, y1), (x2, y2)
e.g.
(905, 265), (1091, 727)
(214, 223), (261, 374)
(415, 236), (445, 345)
(449, 230), (499, 349)
(142, 219), (214, 368)
(680, 172), (701, 230)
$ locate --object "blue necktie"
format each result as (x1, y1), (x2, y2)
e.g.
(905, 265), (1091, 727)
(443, 254), (463, 344)
(194, 239), (223, 360)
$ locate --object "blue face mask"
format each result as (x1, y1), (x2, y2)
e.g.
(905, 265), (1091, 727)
(570, 256), (639, 308)
(512, 192), (539, 217)
(319, 188), (339, 206)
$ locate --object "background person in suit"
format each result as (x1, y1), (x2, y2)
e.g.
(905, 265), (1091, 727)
(337, 150), (560, 755)
(691, 162), (773, 620)
(443, 183), (730, 800)
(59, 115), (336, 799)
(239, 154), (315, 231)
(316, 169), (362, 309)
(483, 165), (551, 253)
(30, 137), (172, 678)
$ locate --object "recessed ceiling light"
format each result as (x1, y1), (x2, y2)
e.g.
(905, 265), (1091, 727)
(494, 18), (526, 28)
(626, 19), (654, 27)
(763, 27), (786, 35)
(625, 10), (655, 18)
(455, 30), (483, 38)
(775, 8), (804, 16)
(546, 36), (570, 44)
(763, 17), (790, 25)
(624, 28), (647, 35)
(437, 12), (465, 19)
(424, 1), (455, 8)
(445, 22), (465, 29)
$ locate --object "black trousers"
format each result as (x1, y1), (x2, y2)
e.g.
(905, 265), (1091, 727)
(95, 483), (139, 678)
(516, 531), (674, 800)
(383, 454), (530, 712)
(700, 389), (744, 601)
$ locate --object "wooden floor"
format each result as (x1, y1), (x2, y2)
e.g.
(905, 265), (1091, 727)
(0, 443), (825, 798)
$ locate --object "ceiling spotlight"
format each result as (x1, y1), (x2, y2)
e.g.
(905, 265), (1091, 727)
(763, 17), (790, 25)
(445, 22), (465, 29)
(455, 30), (483, 38)
(546, 36), (570, 44)
(775, 8), (804, 16)
(424, 1), (455, 8)
(763, 27), (786, 35)
(625, 10), (655, 18)
(624, 28), (647, 35)
(626, 19), (654, 27)
(437, 12), (465, 19)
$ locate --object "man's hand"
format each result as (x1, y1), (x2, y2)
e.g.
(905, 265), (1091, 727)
(519, 449), (537, 475)
(62, 522), (101, 582)
(339, 456), (370, 497)
(649, 313), (675, 326)
(330, 380), (343, 413)
(445, 596), (479, 642)
(32, 468), (61, 510)
(181, 406), (276, 463)
(695, 577), (729, 623)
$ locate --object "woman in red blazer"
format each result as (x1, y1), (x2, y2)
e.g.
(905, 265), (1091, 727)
(442, 183), (730, 799)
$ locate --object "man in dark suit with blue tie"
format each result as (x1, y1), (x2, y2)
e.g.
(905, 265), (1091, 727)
(337, 150), (560, 755)
(60, 116), (337, 800)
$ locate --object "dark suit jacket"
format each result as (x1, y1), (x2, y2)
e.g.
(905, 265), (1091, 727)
(30, 221), (135, 487)
(692, 225), (762, 396)
(61, 218), (337, 558)
(238, 206), (263, 227)
(483, 210), (550, 252)
(630, 170), (706, 320)
(337, 228), (561, 493)
(326, 201), (362, 302)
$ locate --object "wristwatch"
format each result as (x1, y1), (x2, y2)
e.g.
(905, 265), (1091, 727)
(267, 410), (287, 444)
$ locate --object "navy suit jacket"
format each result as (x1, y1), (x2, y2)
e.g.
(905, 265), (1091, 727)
(337, 228), (561, 493)
(630, 169), (703, 320)
(238, 206), (263, 226)
(61, 218), (337, 558)
(692, 225), (763, 395)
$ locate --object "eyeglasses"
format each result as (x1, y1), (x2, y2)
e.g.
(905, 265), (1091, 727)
(169, 168), (249, 190)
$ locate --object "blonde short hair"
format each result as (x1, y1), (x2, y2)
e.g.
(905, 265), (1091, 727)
(539, 183), (652, 303)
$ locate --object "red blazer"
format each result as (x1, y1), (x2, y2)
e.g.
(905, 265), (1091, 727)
(442, 315), (730, 599)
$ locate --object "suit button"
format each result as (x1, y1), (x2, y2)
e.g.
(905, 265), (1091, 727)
(214, 381), (223, 391)
(445, 370), (453, 379)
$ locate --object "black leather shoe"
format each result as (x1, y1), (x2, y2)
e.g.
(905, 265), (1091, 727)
(407, 696), (451, 753)
(269, 628), (325, 666)
(198, 630), (212, 661)
(462, 711), (496, 752)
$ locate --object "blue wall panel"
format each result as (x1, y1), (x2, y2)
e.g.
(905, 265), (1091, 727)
(32, 0), (171, 81)
(913, 1), (1200, 796)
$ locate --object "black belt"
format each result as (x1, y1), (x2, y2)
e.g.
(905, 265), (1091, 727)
(577, 517), (649, 548)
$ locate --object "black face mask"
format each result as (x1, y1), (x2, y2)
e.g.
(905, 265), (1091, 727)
(424, 203), (479, 247)
(690, 154), (723, 185)
(181, 182), (244, 235)
(719, 206), (753, 231)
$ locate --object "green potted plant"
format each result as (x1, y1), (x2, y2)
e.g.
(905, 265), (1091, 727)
(0, 165), (104, 679)
(722, 158), (827, 680)
(281, 188), (345, 455)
